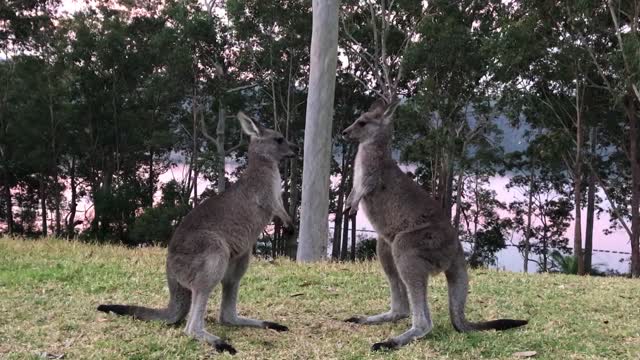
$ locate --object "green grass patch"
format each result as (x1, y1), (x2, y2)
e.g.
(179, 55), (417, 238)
(1, 237), (639, 359)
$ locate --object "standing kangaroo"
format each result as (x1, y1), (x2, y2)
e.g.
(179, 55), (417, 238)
(98, 112), (296, 355)
(342, 99), (527, 351)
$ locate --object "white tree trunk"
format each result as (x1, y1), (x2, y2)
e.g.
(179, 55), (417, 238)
(296, 0), (340, 262)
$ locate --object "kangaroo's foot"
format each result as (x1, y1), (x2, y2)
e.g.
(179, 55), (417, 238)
(185, 328), (237, 355)
(371, 324), (432, 352)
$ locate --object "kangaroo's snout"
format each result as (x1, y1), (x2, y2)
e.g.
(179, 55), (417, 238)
(342, 127), (353, 140)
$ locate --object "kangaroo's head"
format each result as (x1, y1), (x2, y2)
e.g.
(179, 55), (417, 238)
(342, 98), (400, 143)
(237, 112), (298, 162)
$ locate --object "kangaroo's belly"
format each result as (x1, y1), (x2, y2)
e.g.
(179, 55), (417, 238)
(361, 191), (405, 240)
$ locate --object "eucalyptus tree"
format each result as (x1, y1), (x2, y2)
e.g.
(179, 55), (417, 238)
(395, 0), (506, 221)
(296, 0), (340, 262)
(0, 0), (62, 235)
(506, 137), (573, 272)
(492, 0), (637, 275)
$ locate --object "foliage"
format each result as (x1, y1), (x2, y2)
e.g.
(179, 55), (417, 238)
(355, 236), (377, 260)
(549, 250), (606, 276)
(129, 180), (190, 246)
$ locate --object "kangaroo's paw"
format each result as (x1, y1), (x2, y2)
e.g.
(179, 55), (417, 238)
(214, 340), (237, 355)
(344, 316), (364, 324)
(371, 340), (399, 352)
(264, 321), (289, 332)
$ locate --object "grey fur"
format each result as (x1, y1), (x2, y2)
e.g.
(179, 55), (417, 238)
(98, 112), (296, 355)
(342, 99), (527, 351)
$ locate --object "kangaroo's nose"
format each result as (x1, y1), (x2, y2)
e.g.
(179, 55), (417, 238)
(342, 129), (349, 136)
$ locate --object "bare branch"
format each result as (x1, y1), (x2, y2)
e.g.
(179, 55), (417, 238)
(225, 141), (246, 156)
(200, 116), (218, 145)
(226, 83), (259, 93)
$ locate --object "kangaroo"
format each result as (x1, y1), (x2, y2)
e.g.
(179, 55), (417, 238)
(98, 112), (297, 355)
(342, 99), (527, 351)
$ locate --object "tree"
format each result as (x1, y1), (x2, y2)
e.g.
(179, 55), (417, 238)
(296, 0), (340, 262)
(550, 250), (605, 276)
(459, 169), (510, 268)
(507, 140), (573, 272)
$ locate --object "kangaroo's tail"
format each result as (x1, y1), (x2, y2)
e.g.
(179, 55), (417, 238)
(98, 276), (191, 324)
(444, 257), (528, 333)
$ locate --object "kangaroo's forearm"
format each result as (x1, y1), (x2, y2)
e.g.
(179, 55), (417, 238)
(349, 180), (376, 209)
(273, 204), (292, 225)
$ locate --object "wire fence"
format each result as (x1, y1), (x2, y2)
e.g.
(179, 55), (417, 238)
(329, 226), (632, 256)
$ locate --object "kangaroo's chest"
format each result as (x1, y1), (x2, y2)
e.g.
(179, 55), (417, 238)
(353, 149), (379, 216)
(255, 171), (282, 214)
(353, 151), (365, 194)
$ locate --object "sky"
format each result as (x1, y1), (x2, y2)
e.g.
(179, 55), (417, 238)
(59, 0), (87, 14)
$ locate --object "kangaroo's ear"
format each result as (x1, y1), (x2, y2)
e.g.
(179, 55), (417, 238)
(237, 112), (262, 138)
(381, 98), (401, 125)
(368, 98), (387, 113)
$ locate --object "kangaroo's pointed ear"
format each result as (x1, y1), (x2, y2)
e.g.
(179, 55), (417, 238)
(237, 112), (262, 138)
(381, 98), (401, 125)
(368, 98), (387, 113)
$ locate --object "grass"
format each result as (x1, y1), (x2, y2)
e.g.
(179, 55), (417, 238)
(0, 237), (639, 360)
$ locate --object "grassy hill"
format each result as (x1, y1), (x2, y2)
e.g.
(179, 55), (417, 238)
(0, 237), (638, 359)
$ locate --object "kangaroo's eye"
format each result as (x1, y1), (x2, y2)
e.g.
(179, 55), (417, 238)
(275, 137), (284, 144)
(358, 121), (367, 127)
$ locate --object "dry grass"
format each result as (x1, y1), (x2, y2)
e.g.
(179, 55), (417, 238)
(1, 237), (639, 359)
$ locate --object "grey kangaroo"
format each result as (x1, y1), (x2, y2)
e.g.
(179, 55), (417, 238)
(342, 99), (527, 351)
(98, 112), (296, 355)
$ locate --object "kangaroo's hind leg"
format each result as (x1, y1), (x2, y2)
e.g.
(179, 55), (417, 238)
(219, 252), (288, 331)
(371, 232), (435, 351)
(345, 237), (409, 324)
(182, 251), (236, 354)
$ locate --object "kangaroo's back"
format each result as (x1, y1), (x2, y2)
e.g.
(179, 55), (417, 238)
(168, 161), (279, 256)
(356, 147), (449, 242)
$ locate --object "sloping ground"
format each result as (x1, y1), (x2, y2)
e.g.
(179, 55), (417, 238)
(0, 237), (638, 360)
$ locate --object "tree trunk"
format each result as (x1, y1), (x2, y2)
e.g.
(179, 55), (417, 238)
(331, 147), (348, 260)
(47, 72), (59, 237)
(286, 156), (300, 258)
(296, 0), (340, 262)
(39, 177), (47, 237)
(542, 236), (548, 272)
(341, 151), (354, 261)
(574, 84), (585, 275)
(341, 203), (350, 261)
(217, 102), (226, 193)
(584, 127), (597, 273)
(350, 215), (356, 261)
(523, 167), (534, 273)
(452, 168), (464, 235)
(626, 89), (640, 277)
(98, 159), (113, 240)
(148, 149), (155, 207)
(444, 157), (455, 221)
(192, 94), (199, 206)
(3, 167), (12, 234)
(67, 156), (77, 238)
(54, 195), (61, 237)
